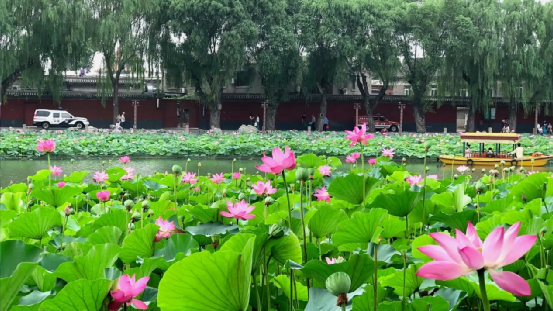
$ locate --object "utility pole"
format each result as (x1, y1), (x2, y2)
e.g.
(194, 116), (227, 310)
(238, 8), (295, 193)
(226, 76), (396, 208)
(399, 103), (406, 134)
(132, 100), (139, 132)
(354, 103), (361, 126)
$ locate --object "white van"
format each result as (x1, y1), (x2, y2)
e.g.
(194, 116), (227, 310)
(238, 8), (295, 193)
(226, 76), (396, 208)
(33, 109), (90, 130)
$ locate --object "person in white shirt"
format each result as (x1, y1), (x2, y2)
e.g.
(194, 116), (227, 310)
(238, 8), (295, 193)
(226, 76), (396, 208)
(509, 143), (524, 159)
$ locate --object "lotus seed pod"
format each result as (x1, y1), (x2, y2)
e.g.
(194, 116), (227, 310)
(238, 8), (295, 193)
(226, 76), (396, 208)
(187, 158), (191, 162)
(239, 167), (244, 172)
(482, 168), (486, 172)
(198, 162), (202, 167)
(423, 140), (432, 148)
(141, 200), (149, 208)
(233, 158), (237, 162)
(102, 161), (106, 165)
(71, 158), (75, 163)
(264, 196), (275, 204)
(124, 200), (134, 207)
(325, 272), (351, 296)
(453, 174), (458, 179)
(519, 167), (525, 172)
(402, 157), (407, 162)
(29, 183), (34, 189)
(269, 224), (285, 238)
(495, 164), (499, 168)
(172, 165), (182, 174)
(500, 160), (506, 166)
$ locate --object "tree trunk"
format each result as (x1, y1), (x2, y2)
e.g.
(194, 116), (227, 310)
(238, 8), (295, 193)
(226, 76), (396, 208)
(412, 100), (426, 133)
(266, 104), (277, 131)
(362, 95), (376, 132)
(508, 99), (517, 133)
(112, 83), (119, 124)
(317, 93), (327, 131)
(208, 100), (221, 129)
(466, 107), (476, 132)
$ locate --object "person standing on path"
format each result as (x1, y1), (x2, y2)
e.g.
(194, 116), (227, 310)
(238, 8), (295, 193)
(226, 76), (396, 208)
(323, 115), (329, 132)
(120, 112), (126, 129)
(250, 113), (255, 126)
(255, 115), (261, 131)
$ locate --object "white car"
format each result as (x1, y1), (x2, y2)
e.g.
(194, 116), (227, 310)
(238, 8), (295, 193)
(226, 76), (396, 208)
(33, 109), (90, 130)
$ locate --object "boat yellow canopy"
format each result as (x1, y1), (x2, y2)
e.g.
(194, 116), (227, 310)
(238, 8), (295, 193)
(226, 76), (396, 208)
(460, 132), (521, 144)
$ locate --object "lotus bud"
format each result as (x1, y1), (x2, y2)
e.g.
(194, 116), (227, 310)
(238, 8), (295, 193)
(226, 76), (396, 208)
(233, 158), (237, 162)
(239, 168), (244, 172)
(522, 194), (527, 202)
(269, 224), (285, 238)
(495, 164), (499, 168)
(264, 196), (275, 204)
(423, 140), (432, 150)
(500, 160), (506, 166)
(482, 168), (486, 173)
(64, 206), (73, 216)
(453, 174), (458, 179)
(402, 157), (407, 162)
(198, 162), (202, 167)
(148, 210), (154, 217)
(326, 272), (351, 306)
(238, 193), (246, 200)
(295, 168), (309, 182)
(172, 165), (182, 175)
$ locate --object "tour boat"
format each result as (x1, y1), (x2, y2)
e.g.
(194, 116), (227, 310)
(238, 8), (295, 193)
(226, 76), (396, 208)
(438, 132), (552, 167)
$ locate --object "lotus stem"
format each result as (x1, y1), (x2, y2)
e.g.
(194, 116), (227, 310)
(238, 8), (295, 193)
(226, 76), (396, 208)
(341, 304), (346, 311)
(421, 149), (427, 232)
(47, 153), (51, 188)
(477, 269), (491, 311)
(281, 172), (293, 229)
(374, 243), (378, 311)
(361, 145), (365, 207)
(299, 182), (308, 264)
(402, 252), (407, 311)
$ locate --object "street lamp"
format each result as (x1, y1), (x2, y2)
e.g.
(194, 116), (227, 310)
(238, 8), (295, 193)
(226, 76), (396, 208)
(398, 103), (406, 134)
(132, 100), (139, 131)
(354, 103), (361, 127)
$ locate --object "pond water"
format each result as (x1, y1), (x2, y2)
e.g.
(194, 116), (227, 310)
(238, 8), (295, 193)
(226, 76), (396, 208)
(2, 157), (553, 185)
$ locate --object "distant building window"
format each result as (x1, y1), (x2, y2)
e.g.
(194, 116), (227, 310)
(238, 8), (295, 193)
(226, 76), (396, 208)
(458, 89), (468, 97)
(351, 76), (357, 90)
(404, 88), (411, 96)
(517, 87), (523, 97)
(430, 88), (437, 96)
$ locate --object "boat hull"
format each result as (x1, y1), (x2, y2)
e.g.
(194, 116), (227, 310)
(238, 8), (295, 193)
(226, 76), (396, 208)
(439, 155), (551, 167)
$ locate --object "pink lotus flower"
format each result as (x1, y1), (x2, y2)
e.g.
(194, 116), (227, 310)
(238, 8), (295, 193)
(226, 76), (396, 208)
(124, 167), (135, 174)
(427, 175), (438, 180)
(256, 146), (296, 174)
(416, 222), (536, 296)
(50, 165), (63, 176)
(326, 256), (344, 264)
(252, 180), (277, 196)
(121, 173), (134, 181)
(406, 175), (423, 187)
(36, 140), (56, 153)
(368, 158), (376, 165)
(96, 190), (110, 202)
(352, 152), (361, 159)
(314, 187), (331, 202)
(318, 165), (331, 176)
(193, 187), (201, 192)
(345, 156), (356, 163)
(457, 165), (470, 173)
(527, 171), (538, 175)
(181, 172), (198, 185)
(109, 274), (149, 310)
(210, 173), (224, 184)
(64, 206), (72, 215)
(155, 217), (176, 242)
(57, 182), (66, 188)
(382, 148), (395, 158)
(93, 171), (109, 183)
(220, 200), (255, 220)
(232, 172), (241, 179)
(119, 156), (130, 164)
(344, 123), (375, 146)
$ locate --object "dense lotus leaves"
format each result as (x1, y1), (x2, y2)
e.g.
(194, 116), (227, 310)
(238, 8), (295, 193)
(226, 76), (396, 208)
(1, 142), (552, 311)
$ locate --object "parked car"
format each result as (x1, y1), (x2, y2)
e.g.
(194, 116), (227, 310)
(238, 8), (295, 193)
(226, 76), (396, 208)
(33, 109), (89, 130)
(357, 115), (400, 132)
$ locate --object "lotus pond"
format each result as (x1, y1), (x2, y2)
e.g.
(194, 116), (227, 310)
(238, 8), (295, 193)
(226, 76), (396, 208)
(3, 130), (553, 159)
(1, 139), (552, 311)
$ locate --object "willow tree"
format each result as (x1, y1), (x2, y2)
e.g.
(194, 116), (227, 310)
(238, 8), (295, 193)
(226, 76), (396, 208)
(89, 0), (158, 123)
(442, 0), (503, 132)
(0, 0), (89, 104)
(298, 0), (354, 131)
(251, 0), (302, 131)
(498, 0), (544, 132)
(164, 0), (257, 129)
(396, 0), (447, 133)
(349, 0), (401, 133)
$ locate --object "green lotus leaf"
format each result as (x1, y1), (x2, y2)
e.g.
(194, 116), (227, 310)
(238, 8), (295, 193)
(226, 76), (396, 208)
(119, 224), (158, 263)
(55, 243), (119, 282)
(39, 279), (112, 311)
(328, 174), (379, 205)
(31, 186), (83, 208)
(302, 254), (373, 292)
(332, 208), (387, 247)
(308, 205), (348, 239)
(9, 207), (62, 240)
(157, 237), (254, 311)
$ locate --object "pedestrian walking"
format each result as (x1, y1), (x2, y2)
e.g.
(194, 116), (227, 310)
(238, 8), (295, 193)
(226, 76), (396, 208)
(120, 112), (126, 129)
